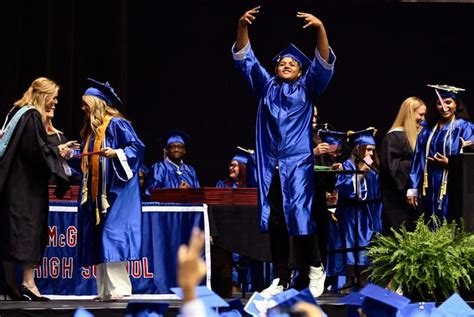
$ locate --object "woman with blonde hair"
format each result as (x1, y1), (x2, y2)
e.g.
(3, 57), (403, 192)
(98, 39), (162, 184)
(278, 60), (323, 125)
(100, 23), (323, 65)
(0, 77), (69, 301)
(77, 78), (144, 301)
(380, 97), (426, 233)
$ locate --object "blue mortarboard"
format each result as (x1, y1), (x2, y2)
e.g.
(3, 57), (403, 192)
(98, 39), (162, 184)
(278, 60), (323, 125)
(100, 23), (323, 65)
(430, 293), (474, 317)
(267, 288), (327, 317)
(398, 302), (436, 317)
(125, 302), (169, 317)
(171, 286), (229, 308)
(84, 78), (123, 107)
(337, 291), (366, 306)
(427, 84), (465, 100)
(318, 129), (346, 146)
(161, 129), (191, 147)
(272, 43), (311, 72)
(232, 153), (250, 165)
(338, 292), (367, 317)
(245, 289), (299, 316)
(347, 127), (377, 148)
(359, 284), (410, 317)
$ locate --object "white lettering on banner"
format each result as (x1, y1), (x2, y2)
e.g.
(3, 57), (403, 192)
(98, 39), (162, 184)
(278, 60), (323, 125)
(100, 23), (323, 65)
(34, 257), (74, 279)
(47, 226), (77, 247)
(80, 257), (154, 279)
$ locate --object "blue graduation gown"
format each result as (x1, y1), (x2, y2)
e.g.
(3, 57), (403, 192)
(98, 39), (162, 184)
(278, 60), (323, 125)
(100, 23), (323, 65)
(145, 158), (199, 194)
(233, 44), (335, 236)
(216, 180), (238, 188)
(409, 118), (473, 219)
(335, 159), (382, 266)
(78, 117), (145, 266)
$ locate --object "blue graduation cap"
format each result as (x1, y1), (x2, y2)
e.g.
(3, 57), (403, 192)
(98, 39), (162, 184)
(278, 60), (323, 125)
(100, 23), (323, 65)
(125, 302), (169, 317)
(398, 302), (436, 317)
(427, 84), (465, 100)
(232, 153), (250, 165)
(337, 291), (366, 306)
(318, 129), (346, 146)
(273, 43), (311, 71)
(359, 284), (410, 317)
(347, 127), (377, 148)
(161, 129), (191, 147)
(338, 291), (367, 317)
(84, 78), (123, 107)
(430, 293), (474, 317)
(267, 288), (326, 317)
(170, 286), (229, 308)
(244, 289), (299, 317)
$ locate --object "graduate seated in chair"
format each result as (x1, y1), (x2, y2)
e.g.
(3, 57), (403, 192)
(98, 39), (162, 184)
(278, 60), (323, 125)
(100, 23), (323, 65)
(145, 129), (200, 196)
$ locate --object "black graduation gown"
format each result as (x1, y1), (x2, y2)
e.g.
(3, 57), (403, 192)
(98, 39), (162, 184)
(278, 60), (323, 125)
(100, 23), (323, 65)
(0, 108), (67, 264)
(46, 132), (72, 197)
(380, 130), (418, 233)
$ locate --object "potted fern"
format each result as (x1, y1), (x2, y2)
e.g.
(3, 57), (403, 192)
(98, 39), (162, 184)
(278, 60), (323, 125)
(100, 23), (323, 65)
(367, 215), (474, 301)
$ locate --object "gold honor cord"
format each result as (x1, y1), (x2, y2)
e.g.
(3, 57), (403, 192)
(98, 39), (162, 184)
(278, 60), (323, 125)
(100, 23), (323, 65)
(422, 117), (455, 210)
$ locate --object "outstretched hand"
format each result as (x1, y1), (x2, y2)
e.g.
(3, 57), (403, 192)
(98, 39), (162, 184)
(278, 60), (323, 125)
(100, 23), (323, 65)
(100, 147), (117, 158)
(58, 140), (80, 159)
(177, 228), (206, 302)
(239, 6), (261, 27)
(461, 137), (473, 148)
(296, 12), (323, 29)
(427, 152), (448, 167)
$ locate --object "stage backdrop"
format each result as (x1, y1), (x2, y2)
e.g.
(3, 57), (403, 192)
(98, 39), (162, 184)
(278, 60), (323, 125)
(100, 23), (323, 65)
(35, 202), (211, 299)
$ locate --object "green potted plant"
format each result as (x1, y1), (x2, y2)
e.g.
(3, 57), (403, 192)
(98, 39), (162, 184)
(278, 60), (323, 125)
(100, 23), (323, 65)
(367, 215), (474, 301)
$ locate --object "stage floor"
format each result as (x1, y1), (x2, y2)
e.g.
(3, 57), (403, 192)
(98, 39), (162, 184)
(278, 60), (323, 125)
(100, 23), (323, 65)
(0, 293), (348, 317)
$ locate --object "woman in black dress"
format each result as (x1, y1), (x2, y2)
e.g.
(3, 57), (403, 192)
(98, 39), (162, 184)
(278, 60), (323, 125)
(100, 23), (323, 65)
(0, 77), (70, 301)
(380, 96), (426, 233)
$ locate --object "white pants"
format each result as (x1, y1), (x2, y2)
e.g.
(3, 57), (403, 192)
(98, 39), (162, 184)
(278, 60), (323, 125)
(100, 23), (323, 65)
(96, 261), (131, 298)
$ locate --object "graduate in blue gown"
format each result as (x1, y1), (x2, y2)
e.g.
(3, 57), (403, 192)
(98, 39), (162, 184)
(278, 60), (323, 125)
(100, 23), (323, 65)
(145, 129), (199, 196)
(407, 85), (473, 220)
(232, 6), (335, 297)
(314, 129), (346, 289)
(335, 128), (382, 285)
(77, 78), (145, 301)
(216, 151), (255, 188)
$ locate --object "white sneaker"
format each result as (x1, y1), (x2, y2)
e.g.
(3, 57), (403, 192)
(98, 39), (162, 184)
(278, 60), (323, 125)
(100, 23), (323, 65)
(260, 278), (286, 297)
(308, 266), (326, 298)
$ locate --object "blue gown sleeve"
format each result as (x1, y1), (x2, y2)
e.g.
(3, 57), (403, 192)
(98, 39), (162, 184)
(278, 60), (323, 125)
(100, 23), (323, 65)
(336, 171), (357, 201)
(233, 45), (272, 98)
(109, 119), (145, 177)
(145, 162), (165, 195)
(409, 128), (428, 191)
(216, 180), (226, 188)
(459, 120), (474, 148)
(303, 47), (336, 101)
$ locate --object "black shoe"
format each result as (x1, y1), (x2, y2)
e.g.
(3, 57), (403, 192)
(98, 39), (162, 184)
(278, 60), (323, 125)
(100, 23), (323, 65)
(3, 284), (28, 301)
(19, 285), (51, 301)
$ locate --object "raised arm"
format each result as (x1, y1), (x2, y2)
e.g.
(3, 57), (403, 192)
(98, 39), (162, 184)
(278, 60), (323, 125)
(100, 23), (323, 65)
(296, 12), (329, 62)
(235, 6), (260, 51)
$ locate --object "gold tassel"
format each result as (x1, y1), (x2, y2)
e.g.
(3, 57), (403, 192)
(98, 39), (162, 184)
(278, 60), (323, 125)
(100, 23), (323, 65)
(422, 160), (429, 197)
(101, 194), (110, 212)
(80, 174), (88, 205)
(95, 203), (100, 225)
(438, 170), (449, 210)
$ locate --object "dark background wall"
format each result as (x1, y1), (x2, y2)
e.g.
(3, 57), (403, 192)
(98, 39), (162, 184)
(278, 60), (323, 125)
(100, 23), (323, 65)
(1, 0), (473, 186)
